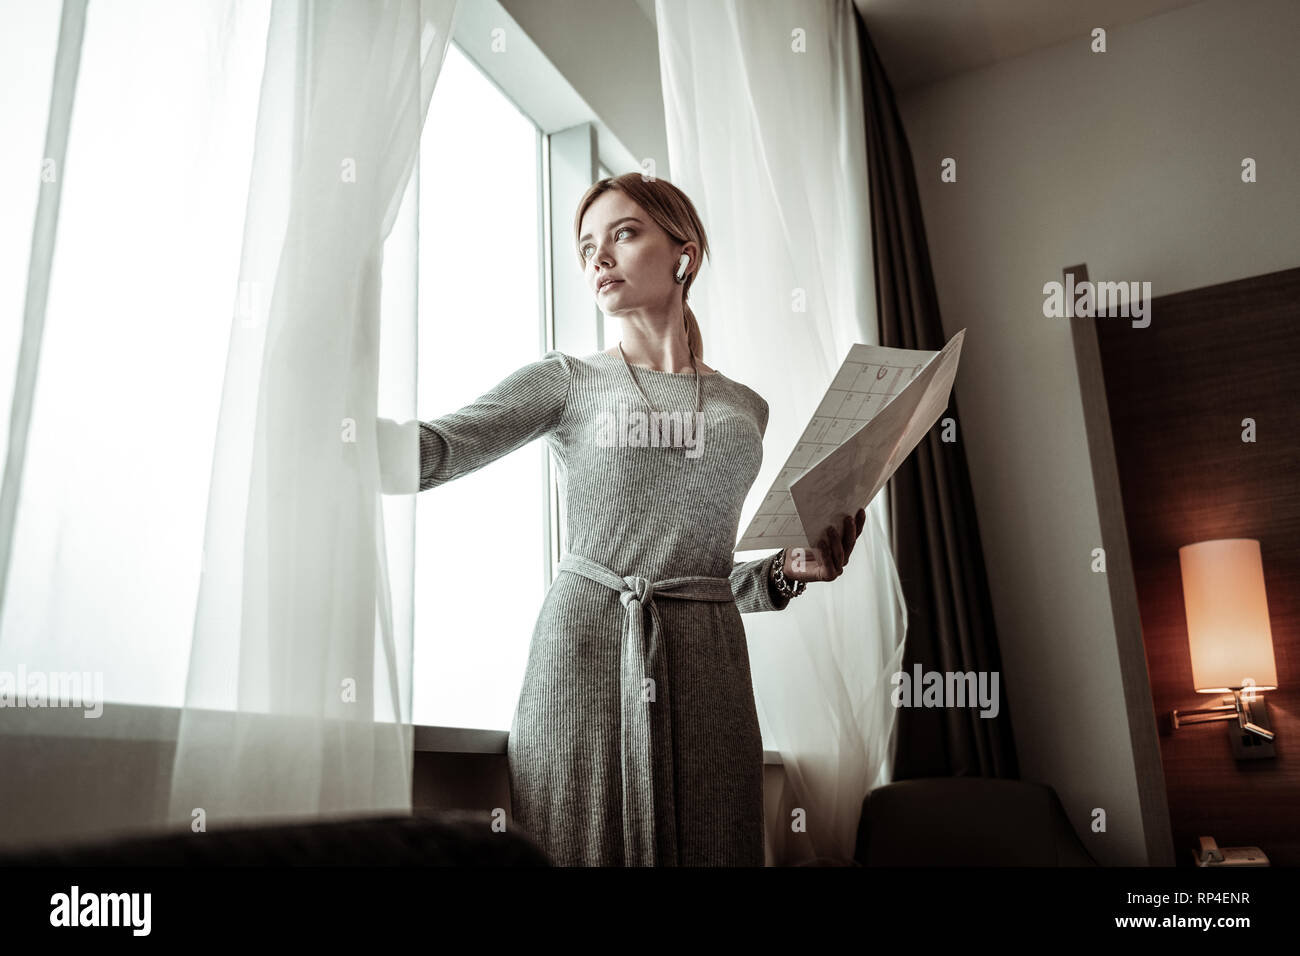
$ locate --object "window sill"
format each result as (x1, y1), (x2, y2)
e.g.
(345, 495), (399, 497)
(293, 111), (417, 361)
(0, 705), (785, 765)
(415, 724), (785, 766)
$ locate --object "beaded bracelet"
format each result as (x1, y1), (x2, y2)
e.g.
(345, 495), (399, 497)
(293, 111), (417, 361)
(769, 548), (807, 600)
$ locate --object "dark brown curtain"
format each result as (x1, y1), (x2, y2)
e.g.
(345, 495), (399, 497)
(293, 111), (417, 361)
(855, 8), (1018, 779)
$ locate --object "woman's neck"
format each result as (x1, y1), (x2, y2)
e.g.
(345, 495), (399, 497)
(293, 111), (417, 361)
(614, 335), (697, 374)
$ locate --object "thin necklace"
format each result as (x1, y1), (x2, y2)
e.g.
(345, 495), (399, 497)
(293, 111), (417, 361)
(616, 341), (702, 418)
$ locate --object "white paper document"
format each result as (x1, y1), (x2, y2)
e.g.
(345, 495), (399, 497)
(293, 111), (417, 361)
(736, 328), (966, 551)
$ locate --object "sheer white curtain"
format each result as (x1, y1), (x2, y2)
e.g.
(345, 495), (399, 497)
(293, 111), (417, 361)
(0, 0), (457, 847)
(655, 0), (907, 864)
(167, 0), (459, 828)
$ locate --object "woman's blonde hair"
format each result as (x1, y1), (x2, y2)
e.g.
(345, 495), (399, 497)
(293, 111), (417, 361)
(573, 173), (711, 362)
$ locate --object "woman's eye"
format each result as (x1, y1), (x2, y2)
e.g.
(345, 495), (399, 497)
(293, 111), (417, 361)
(581, 228), (632, 259)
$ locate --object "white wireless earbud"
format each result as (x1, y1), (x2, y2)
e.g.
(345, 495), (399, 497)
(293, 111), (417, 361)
(675, 254), (690, 282)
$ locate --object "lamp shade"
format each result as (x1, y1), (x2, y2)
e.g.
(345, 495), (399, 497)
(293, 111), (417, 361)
(1178, 539), (1278, 693)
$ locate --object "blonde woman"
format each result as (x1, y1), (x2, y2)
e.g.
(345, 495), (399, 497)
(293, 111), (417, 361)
(413, 173), (864, 866)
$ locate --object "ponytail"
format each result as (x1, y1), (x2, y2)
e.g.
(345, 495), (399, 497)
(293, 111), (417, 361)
(683, 304), (704, 363)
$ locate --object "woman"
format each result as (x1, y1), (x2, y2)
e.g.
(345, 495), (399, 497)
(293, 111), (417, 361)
(414, 173), (865, 866)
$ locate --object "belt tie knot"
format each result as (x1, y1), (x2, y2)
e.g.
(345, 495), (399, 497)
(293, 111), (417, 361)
(555, 552), (736, 866)
(620, 576), (654, 609)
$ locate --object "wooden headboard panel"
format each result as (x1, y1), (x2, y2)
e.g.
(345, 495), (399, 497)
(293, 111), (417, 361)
(1084, 264), (1299, 866)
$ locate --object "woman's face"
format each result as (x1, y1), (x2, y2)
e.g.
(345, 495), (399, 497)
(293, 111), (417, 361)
(578, 190), (693, 317)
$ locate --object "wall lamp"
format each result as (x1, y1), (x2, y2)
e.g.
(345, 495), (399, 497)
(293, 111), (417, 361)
(1171, 539), (1278, 759)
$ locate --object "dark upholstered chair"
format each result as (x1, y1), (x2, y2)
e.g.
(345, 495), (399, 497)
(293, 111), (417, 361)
(854, 777), (1099, 866)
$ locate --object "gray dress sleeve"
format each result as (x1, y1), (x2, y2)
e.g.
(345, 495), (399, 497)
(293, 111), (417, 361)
(419, 350), (571, 491)
(730, 551), (791, 613)
(727, 394), (791, 612)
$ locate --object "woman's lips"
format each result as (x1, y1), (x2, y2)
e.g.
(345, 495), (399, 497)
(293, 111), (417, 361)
(599, 280), (622, 293)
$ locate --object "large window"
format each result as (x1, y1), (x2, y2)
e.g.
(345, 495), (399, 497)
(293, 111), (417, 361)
(0, 8), (602, 735)
(0, 0), (270, 709)
(412, 43), (548, 731)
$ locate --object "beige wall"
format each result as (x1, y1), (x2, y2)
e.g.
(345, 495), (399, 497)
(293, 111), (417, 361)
(895, 0), (1300, 863)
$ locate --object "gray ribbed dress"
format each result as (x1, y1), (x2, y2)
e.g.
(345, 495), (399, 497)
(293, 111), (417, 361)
(416, 348), (791, 866)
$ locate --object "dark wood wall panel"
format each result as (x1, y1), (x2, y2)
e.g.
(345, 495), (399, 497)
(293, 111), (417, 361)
(1097, 266), (1299, 866)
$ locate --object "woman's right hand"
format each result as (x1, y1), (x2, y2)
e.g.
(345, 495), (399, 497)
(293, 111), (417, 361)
(783, 508), (866, 584)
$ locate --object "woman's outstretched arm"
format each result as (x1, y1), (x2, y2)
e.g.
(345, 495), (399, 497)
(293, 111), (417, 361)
(379, 350), (571, 494)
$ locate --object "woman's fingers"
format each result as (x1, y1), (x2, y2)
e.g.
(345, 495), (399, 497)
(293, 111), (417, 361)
(841, 514), (856, 563)
(825, 525), (844, 578)
(840, 509), (866, 570)
(803, 511), (867, 584)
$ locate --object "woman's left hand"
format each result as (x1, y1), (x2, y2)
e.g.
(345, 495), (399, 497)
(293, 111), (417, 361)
(782, 508), (866, 584)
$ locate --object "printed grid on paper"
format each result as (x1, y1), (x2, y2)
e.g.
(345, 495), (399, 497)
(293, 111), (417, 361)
(740, 356), (924, 545)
